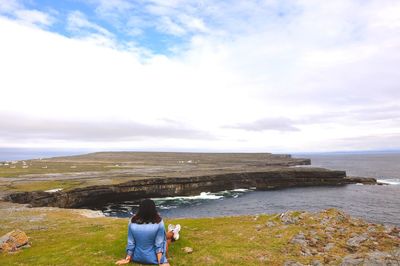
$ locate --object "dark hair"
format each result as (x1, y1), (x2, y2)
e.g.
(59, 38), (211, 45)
(131, 199), (162, 224)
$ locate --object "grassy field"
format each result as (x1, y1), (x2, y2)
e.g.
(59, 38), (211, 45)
(0, 160), (118, 178)
(1, 204), (398, 265)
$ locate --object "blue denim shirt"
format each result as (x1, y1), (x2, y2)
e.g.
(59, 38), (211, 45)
(126, 220), (168, 264)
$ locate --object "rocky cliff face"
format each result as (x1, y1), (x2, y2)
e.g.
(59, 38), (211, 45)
(4, 168), (376, 208)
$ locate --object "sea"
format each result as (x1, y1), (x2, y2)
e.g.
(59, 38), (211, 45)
(102, 152), (400, 225)
(1, 149), (399, 225)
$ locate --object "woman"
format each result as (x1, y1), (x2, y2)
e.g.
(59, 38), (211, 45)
(115, 199), (180, 265)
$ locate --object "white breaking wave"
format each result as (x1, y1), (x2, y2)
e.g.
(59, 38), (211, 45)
(153, 192), (223, 201)
(231, 188), (251, 192)
(377, 179), (400, 185)
(45, 188), (63, 193)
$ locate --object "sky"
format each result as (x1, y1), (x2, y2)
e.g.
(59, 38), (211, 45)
(0, 0), (400, 153)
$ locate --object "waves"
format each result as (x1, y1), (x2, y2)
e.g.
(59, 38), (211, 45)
(101, 188), (253, 217)
(377, 178), (400, 185)
(152, 189), (253, 210)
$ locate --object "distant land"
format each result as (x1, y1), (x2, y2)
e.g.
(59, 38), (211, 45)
(1, 151), (376, 209)
(1, 148), (400, 161)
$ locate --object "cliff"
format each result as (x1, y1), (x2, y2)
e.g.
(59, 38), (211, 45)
(4, 168), (376, 208)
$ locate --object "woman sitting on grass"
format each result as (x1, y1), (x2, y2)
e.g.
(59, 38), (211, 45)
(115, 199), (181, 265)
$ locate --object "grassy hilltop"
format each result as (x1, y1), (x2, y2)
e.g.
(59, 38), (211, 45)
(1, 202), (399, 265)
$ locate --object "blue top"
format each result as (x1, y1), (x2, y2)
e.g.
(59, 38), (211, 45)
(126, 219), (168, 265)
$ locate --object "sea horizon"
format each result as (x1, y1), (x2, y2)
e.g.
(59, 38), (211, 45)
(1, 147), (400, 162)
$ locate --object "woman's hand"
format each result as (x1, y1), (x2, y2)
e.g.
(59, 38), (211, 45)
(115, 258), (130, 265)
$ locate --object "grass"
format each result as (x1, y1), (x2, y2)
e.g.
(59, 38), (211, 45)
(1, 205), (398, 266)
(0, 161), (117, 178)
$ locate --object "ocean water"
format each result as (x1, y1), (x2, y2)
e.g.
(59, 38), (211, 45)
(0, 148), (87, 161)
(1, 149), (398, 225)
(102, 152), (400, 225)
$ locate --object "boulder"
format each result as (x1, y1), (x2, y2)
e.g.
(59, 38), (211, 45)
(290, 232), (307, 246)
(280, 211), (301, 225)
(341, 249), (400, 266)
(340, 254), (364, 266)
(346, 233), (368, 249)
(182, 247), (193, 254)
(0, 229), (29, 252)
(284, 261), (304, 266)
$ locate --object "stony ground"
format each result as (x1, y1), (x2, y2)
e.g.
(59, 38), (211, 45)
(0, 202), (398, 265)
(0, 152), (312, 193)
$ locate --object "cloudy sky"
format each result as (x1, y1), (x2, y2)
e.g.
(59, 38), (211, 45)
(0, 0), (400, 153)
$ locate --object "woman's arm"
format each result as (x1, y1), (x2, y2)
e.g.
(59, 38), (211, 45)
(154, 221), (167, 265)
(156, 252), (162, 265)
(116, 223), (135, 265)
(126, 223), (135, 258)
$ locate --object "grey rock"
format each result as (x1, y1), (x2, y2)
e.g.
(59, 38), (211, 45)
(290, 232), (307, 246)
(347, 233), (368, 248)
(340, 254), (364, 266)
(309, 230), (318, 236)
(320, 217), (330, 226)
(280, 211), (300, 225)
(300, 246), (312, 256)
(383, 225), (395, 234)
(284, 260), (304, 266)
(364, 250), (399, 266)
(266, 221), (276, 227)
(326, 226), (335, 232)
(182, 247), (193, 254)
(367, 225), (376, 233)
(324, 242), (335, 252)
(341, 249), (400, 266)
(312, 260), (323, 266)
(0, 229), (29, 252)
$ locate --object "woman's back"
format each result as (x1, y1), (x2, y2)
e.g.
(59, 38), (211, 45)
(127, 220), (167, 265)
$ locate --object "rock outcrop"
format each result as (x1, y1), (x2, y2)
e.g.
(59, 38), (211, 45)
(0, 229), (30, 253)
(4, 168), (376, 208)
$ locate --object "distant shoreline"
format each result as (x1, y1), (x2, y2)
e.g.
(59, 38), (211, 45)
(1, 148), (400, 161)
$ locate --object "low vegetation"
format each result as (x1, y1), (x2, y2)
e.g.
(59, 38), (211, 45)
(1, 203), (398, 265)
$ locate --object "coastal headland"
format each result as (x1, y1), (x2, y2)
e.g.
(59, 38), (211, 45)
(0, 152), (376, 208)
(1, 152), (398, 266)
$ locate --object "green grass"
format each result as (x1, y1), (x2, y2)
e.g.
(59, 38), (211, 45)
(0, 161), (117, 178)
(0, 206), (398, 265)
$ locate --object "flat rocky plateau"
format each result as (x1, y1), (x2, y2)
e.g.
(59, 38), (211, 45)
(0, 152), (376, 208)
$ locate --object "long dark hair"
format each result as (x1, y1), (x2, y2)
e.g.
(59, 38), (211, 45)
(131, 199), (162, 224)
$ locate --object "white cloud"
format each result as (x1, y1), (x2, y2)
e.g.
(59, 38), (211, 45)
(0, 0), (21, 13)
(1, 1), (400, 152)
(14, 9), (54, 27)
(0, 0), (55, 28)
(67, 10), (112, 37)
(157, 16), (186, 36)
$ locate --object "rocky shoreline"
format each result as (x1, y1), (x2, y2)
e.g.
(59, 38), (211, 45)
(0, 152), (379, 209)
(4, 168), (377, 208)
